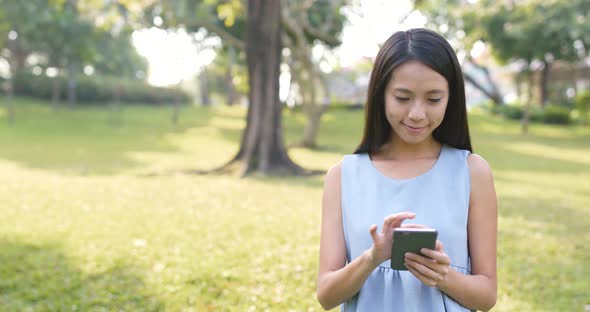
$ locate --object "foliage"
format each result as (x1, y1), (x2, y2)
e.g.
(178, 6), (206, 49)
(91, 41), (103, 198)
(502, 104), (525, 120)
(485, 102), (572, 125)
(575, 91), (590, 123)
(417, 0), (590, 106)
(88, 28), (148, 79)
(480, 0), (590, 65)
(207, 47), (248, 95)
(0, 0), (147, 80)
(529, 106), (545, 123)
(542, 105), (572, 125)
(13, 72), (189, 105)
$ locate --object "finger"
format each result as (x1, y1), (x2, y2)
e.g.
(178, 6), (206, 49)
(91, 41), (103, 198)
(406, 252), (444, 273)
(405, 252), (436, 266)
(408, 251), (450, 277)
(405, 261), (438, 287)
(369, 224), (378, 242)
(405, 258), (443, 283)
(420, 248), (451, 266)
(400, 223), (428, 229)
(381, 212), (415, 234)
(388, 212), (416, 229)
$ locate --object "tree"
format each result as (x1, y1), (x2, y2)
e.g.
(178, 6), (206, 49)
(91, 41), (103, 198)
(209, 45), (247, 106)
(144, 0), (345, 175)
(480, 0), (590, 107)
(0, 0), (54, 121)
(470, 0), (590, 133)
(282, 0), (346, 148)
(219, 0), (306, 175)
(146, 0), (346, 149)
(415, 0), (505, 106)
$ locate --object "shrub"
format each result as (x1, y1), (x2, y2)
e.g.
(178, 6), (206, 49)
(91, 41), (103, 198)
(529, 106), (544, 123)
(502, 104), (524, 120)
(12, 72), (191, 105)
(575, 91), (590, 124)
(543, 105), (571, 125)
(485, 102), (503, 115)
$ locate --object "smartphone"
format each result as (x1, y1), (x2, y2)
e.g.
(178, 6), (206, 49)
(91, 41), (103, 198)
(390, 228), (438, 270)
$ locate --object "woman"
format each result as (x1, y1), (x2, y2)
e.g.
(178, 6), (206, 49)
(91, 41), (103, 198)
(316, 28), (497, 311)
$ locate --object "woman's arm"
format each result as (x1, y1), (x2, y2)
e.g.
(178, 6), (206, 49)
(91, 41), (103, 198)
(316, 162), (374, 310)
(437, 154), (498, 310)
(403, 154), (497, 311)
(316, 162), (415, 310)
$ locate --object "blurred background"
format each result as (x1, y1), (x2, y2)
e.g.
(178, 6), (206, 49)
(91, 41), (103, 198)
(0, 0), (588, 311)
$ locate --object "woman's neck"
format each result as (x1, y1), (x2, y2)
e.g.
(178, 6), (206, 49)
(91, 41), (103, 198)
(378, 136), (442, 160)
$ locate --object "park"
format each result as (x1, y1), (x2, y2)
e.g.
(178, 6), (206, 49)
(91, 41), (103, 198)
(1, 0), (589, 311)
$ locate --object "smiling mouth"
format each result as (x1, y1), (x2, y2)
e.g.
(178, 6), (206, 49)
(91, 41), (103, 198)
(402, 123), (427, 133)
(403, 123), (426, 129)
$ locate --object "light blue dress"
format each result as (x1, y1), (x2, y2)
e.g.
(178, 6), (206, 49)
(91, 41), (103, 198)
(341, 144), (474, 312)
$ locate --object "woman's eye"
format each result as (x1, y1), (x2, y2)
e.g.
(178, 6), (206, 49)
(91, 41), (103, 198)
(429, 98), (442, 103)
(395, 97), (410, 102)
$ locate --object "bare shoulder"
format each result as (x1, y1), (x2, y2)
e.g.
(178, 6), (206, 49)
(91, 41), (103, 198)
(467, 153), (493, 180)
(324, 160), (343, 188)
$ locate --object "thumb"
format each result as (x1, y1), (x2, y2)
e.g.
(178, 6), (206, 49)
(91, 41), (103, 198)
(436, 240), (444, 252)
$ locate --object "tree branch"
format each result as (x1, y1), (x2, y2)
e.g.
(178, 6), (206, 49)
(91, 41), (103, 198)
(302, 19), (341, 46)
(466, 58), (502, 100)
(284, 0), (341, 46)
(192, 19), (245, 50)
(463, 71), (503, 105)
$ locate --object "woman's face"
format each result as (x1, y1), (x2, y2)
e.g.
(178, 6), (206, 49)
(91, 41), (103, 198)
(384, 60), (449, 146)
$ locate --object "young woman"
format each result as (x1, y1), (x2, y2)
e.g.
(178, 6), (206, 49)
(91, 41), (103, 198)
(317, 28), (497, 311)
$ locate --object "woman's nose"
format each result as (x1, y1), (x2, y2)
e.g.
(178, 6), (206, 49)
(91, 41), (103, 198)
(408, 103), (426, 121)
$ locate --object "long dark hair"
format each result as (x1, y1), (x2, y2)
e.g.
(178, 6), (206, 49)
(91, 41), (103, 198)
(354, 28), (472, 154)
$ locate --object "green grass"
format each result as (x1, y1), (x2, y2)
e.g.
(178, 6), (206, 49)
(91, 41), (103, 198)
(0, 98), (588, 311)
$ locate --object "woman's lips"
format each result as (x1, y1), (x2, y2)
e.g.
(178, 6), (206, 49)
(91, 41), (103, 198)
(403, 123), (426, 134)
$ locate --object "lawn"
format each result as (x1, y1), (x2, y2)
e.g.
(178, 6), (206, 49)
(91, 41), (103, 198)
(0, 98), (588, 311)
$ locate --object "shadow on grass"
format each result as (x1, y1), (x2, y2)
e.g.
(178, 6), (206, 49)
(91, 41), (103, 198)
(482, 142), (590, 174)
(0, 99), (214, 176)
(0, 240), (162, 311)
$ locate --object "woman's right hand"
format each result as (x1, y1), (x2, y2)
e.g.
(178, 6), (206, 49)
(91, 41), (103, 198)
(367, 212), (416, 266)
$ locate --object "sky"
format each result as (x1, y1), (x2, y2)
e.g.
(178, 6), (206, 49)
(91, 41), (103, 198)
(132, 0), (426, 87)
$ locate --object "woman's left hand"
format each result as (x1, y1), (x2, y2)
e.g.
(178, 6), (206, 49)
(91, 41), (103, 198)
(404, 240), (451, 288)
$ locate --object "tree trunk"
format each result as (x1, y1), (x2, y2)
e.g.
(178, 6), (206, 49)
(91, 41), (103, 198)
(301, 57), (319, 148)
(9, 36), (29, 74)
(5, 78), (15, 124)
(301, 60), (329, 148)
(172, 83), (181, 125)
(225, 47), (238, 106)
(302, 105), (327, 148)
(67, 64), (77, 106)
(5, 29), (18, 123)
(52, 76), (61, 111)
(540, 60), (551, 107)
(521, 68), (534, 135)
(515, 73), (522, 101)
(211, 0), (306, 176)
(110, 84), (121, 125)
(199, 69), (210, 106)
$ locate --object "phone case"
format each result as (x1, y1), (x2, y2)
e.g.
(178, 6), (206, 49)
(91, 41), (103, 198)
(390, 228), (438, 270)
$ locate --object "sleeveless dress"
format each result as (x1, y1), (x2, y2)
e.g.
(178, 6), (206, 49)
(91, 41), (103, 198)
(340, 144), (474, 312)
